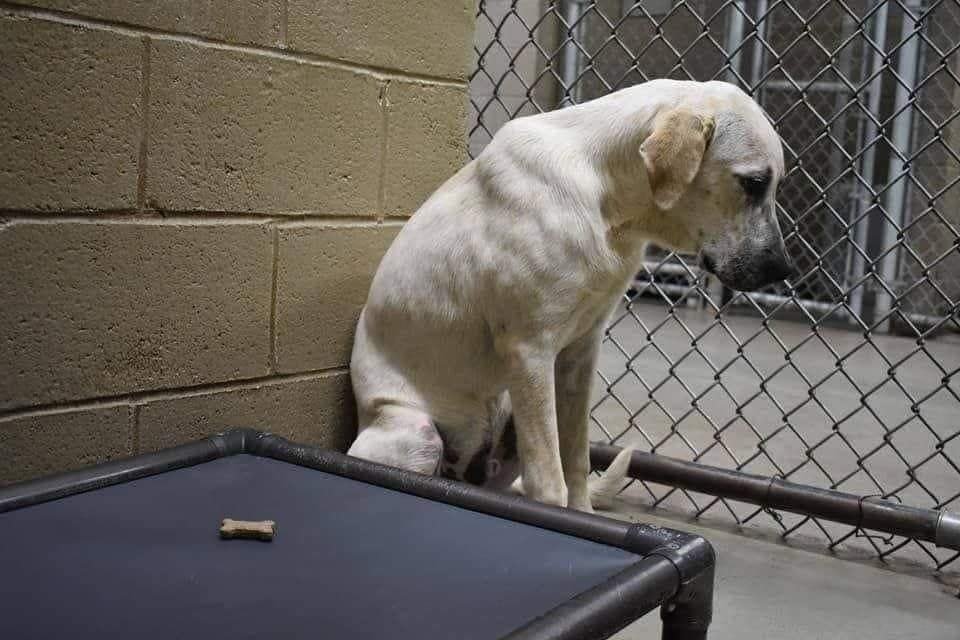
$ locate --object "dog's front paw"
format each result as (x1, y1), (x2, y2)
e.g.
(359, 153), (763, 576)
(541, 486), (568, 508)
(522, 478), (568, 508)
(568, 497), (594, 513)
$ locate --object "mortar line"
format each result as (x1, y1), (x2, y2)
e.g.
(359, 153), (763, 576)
(0, 210), (384, 223)
(0, 368), (350, 423)
(136, 37), (151, 211)
(376, 80), (390, 223)
(274, 219), (405, 230)
(0, 2), (467, 88)
(269, 226), (280, 373)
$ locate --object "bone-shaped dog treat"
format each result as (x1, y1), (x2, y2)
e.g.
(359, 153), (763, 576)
(219, 518), (276, 541)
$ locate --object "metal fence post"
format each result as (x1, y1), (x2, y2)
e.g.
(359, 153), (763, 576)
(874, 0), (925, 333)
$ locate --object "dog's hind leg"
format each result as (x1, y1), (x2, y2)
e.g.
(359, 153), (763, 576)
(347, 407), (443, 476)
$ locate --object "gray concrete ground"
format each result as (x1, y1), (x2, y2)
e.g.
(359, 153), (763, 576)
(589, 299), (960, 571)
(584, 298), (960, 637)
(606, 500), (960, 639)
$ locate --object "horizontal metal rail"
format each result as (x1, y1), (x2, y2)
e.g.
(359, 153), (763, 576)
(590, 443), (960, 551)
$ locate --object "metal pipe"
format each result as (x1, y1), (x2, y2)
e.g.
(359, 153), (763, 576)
(875, 0), (925, 333)
(0, 435), (229, 512)
(729, 289), (854, 319)
(590, 442), (960, 551)
(748, 0), (769, 90)
(631, 279), (701, 299)
(639, 261), (700, 278)
(502, 555), (681, 640)
(727, 293), (954, 331)
(848, 2), (889, 323)
(724, 1), (747, 84)
(659, 561), (714, 640)
(632, 260), (705, 306)
(938, 511), (960, 550)
(505, 531), (716, 640)
(258, 431), (637, 549)
(559, 0), (585, 107)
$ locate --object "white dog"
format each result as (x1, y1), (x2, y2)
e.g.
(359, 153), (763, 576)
(348, 79), (792, 512)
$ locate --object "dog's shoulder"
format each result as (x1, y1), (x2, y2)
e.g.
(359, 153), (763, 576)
(475, 115), (602, 212)
(476, 117), (555, 177)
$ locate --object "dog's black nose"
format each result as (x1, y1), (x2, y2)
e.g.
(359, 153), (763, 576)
(763, 253), (794, 283)
(699, 252), (717, 274)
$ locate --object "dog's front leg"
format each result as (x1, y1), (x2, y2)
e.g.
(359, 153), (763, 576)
(556, 329), (602, 512)
(501, 341), (567, 507)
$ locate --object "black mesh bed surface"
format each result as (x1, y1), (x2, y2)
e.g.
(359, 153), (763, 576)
(1, 455), (637, 638)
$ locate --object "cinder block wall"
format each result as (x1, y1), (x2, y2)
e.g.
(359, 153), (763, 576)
(0, 1), (474, 485)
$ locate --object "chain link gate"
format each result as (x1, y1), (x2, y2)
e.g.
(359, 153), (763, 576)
(470, 0), (960, 577)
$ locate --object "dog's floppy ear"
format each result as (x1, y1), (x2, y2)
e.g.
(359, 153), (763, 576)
(640, 107), (715, 210)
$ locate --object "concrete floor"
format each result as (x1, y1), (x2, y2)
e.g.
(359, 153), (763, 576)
(584, 298), (960, 637)
(605, 500), (960, 639)
(589, 299), (960, 571)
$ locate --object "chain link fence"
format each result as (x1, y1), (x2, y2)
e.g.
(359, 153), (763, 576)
(470, 0), (960, 577)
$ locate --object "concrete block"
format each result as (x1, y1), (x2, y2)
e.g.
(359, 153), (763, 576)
(0, 406), (132, 486)
(148, 40), (382, 215)
(137, 373), (356, 452)
(0, 221), (272, 410)
(30, 1), (284, 46)
(274, 224), (399, 372)
(0, 16), (141, 211)
(383, 81), (468, 216)
(286, 0), (475, 80)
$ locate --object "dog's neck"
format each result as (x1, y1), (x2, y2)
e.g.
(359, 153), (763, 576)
(540, 94), (690, 252)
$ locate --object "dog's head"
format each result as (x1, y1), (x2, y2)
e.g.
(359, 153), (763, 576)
(638, 82), (793, 292)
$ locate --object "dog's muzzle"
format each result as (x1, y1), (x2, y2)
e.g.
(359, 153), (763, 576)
(699, 246), (795, 292)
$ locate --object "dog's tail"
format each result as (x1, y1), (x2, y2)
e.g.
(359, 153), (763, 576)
(504, 445), (636, 511)
(588, 445), (635, 511)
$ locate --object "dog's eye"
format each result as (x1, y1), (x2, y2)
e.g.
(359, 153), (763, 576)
(738, 174), (770, 200)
